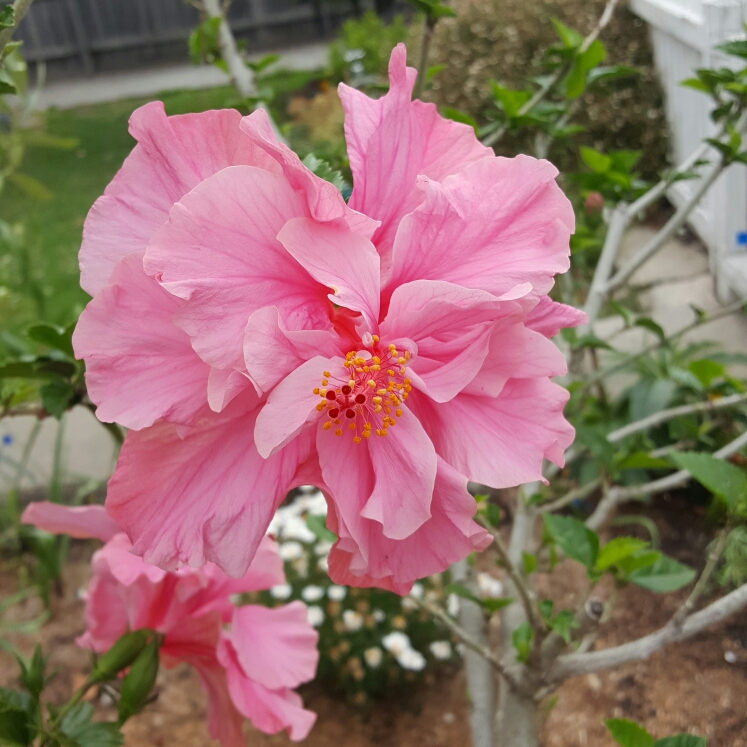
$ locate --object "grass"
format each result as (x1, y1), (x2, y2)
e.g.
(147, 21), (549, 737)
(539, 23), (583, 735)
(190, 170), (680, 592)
(0, 85), (240, 347)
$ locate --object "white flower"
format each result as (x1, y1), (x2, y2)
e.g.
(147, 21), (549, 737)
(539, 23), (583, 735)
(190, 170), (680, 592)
(301, 585), (325, 603)
(317, 556), (329, 573)
(269, 584), (292, 600)
(343, 610), (364, 632)
(314, 541), (332, 556)
(397, 648), (426, 671)
(296, 490), (328, 514)
(382, 631), (411, 657)
(410, 583), (424, 599)
(306, 605), (325, 627)
(476, 572), (504, 599)
(279, 541), (304, 561)
(401, 597), (418, 611)
(363, 647), (383, 668)
(327, 585), (347, 601)
(447, 593), (460, 617)
(372, 608), (386, 623)
(430, 641), (452, 660)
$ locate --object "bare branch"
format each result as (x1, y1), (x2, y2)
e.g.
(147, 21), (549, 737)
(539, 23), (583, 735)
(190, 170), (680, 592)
(481, 0), (619, 148)
(587, 429), (747, 530)
(539, 477), (602, 514)
(476, 514), (542, 632)
(607, 392), (747, 443)
(549, 582), (747, 681)
(413, 16), (436, 101)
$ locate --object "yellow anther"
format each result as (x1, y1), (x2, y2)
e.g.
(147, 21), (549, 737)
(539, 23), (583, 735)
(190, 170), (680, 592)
(349, 422), (356, 430)
(376, 429), (387, 437)
(387, 383), (395, 391)
(387, 369), (395, 376)
(356, 367), (364, 373)
(362, 431), (371, 439)
(396, 409), (403, 417)
(404, 378), (411, 385)
(355, 357), (365, 365)
(397, 357), (406, 364)
(367, 380), (376, 388)
(375, 405), (382, 413)
(313, 388), (320, 395)
(323, 371), (331, 377)
(377, 388), (387, 395)
(320, 389), (327, 396)
(372, 396), (383, 404)
(334, 419), (341, 425)
(323, 421), (332, 431)
(399, 366), (406, 375)
(348, 380), (355, 387)
(353, 436), (362, 444)
(316, 403), (326, 412)
(363, 366), (370, 373)
(335, 429), (343, 437)
(364, 422), (372, 430)
(322, 379), (328, 386)
(388, 344), (397, 352)
(372, 356), (380, 364)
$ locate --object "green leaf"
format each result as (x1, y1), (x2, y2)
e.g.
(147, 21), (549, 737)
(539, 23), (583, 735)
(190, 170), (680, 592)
(634, 317), (666, 341)
(0, 80), (17, 94)
(654, 735), (707, 747)
(301, 154), (349, 195)
(444, 583), (480, 605)
(565, 39), (607, 98)
(669, 451), (747, 510)
(442, 107), (478, 132)
(681, 77), (712, 93)
(481, 597), (514, 613)
(551, 18), (583, 49)
(549, 609), (577, 643)
(7, 173), (53, 201)
(629, 555), (696, 593)
(716, 40), (747, 59)
(596, 537), (649, 572)
(606, 718), (655, 747)
(580, 146), (612, 173)
(521, 552), (538, 574)
(538, 599), (554, 620)
(543, 514), (600, 570)
(687, 359), (725, 388)
(305, 513), (336, 543)
(246, 53), (280, 73)
(0, 687), (33, 747)
(40, 379), (76, 419)
(60, 703), (124, 747)
(484, 502), (501, 527)
(615, 452), (672, 471)
(26, 323), (75, 358)
(0, 5), (14, 29)
(588, 65), (639, 85)
(511, 621), (533, 663)
(489, 82), (531, 118)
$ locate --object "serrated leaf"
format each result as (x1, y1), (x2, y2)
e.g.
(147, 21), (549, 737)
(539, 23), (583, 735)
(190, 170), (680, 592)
(629, 555), (696, 593)
(543, 514), (600, 570)
(669, 451), (747, 510)
(606, 718), (655, 747)
(596, 537), (649, 571)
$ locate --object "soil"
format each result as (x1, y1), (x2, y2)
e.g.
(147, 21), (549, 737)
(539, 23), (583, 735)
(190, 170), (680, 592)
(1, 495), (746, 747)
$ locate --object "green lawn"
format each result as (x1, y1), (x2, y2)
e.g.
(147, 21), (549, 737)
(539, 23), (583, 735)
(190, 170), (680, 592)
(0, 85), (239, 346)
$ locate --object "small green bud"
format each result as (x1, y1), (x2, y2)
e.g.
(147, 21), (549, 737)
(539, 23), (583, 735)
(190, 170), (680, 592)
(117, 638), (160, 724)
(91, 629), (152, 682)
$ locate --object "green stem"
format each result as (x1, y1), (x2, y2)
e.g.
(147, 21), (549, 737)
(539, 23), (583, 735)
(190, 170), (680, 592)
(413, 16), (435, 101)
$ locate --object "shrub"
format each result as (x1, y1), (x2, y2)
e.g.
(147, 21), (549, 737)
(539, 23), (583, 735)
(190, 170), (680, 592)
(427, 0), (669, 179)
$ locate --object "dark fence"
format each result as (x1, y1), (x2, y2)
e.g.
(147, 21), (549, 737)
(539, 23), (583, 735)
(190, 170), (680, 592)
(8, 0), (380, 79)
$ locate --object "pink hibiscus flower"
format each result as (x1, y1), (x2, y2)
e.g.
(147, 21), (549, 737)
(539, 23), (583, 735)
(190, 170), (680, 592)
(21, 502), (318, 745)
(74, 44), (584, 593)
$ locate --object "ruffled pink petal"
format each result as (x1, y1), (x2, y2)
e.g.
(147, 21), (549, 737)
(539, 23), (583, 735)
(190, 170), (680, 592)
(328, 459), (490, 591)
(106, 393), (315, 577)
(386, 157), (575, 300)
(144, 165), (332, 372)
(254, 356), (334, 459)
(207, 368), (254, 413)
(340, 44), (491, 275)
(277, 217), (380, 328)
(228, 602), (319, 690)
(217, 632), (316, 741)
(73, 253), (210, 430)
(191, 659), (246, 747)
(410, 378), (575, 488)
(80, 102), (277, 296)
(239, 109), (378, 239)
(21, 502), (120, 542)
(525, 296), (588, 337)
(244, 306), (342, 394)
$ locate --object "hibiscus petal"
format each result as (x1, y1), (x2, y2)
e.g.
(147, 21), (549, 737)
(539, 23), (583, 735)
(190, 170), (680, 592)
(192, 660), (246, 747)
(410, 378), (575, 488)
(525, 296), (588, 337)
(328, 459), (491, 591)
(217, 632), (317, 742)
(340, 44), (491, 275)
(73, 253), (210, 430)
(144, 165), (331, 372)
(277, 217), (380, 328)
(80, 102), (277, 296)
(244, 306), (341, 395)
(21, 502), (120, 542)
(386, 157), (575, 299)
(254, 356), (333, 459)
(360, 407), (436, 539)
(228, 602), (319, 690)
(207, 367), (254, 413)
(240, 108), (378, 239)
(106, 395), (315, 577)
